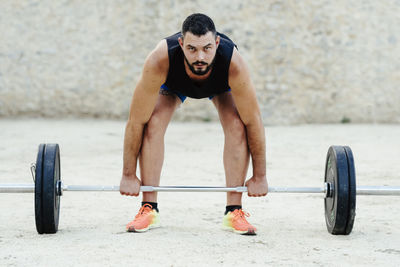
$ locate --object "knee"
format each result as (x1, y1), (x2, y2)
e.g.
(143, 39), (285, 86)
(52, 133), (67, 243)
(143, 113), (165, 141)
(224, 115), (247, 145)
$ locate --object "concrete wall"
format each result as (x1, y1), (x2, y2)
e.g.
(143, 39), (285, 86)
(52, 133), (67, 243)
(1, 0), (399, 124)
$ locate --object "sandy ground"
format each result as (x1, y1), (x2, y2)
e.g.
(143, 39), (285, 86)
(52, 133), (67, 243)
(0, 119), (399, 266)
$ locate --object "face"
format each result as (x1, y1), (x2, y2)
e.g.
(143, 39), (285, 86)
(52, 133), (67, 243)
(179, 31), (220, 76)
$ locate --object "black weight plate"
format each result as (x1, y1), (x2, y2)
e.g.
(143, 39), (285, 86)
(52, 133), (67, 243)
(41, 144), (61, 234)
(35, 144), (45, 234)
(324, 146), (350, 235)
(344, 146), (356, 235)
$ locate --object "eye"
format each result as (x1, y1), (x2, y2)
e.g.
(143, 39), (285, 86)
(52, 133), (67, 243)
(188, 47), (195, 51)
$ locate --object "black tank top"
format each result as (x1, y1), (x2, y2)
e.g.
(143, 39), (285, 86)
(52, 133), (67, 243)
(164, 32), (237, 99)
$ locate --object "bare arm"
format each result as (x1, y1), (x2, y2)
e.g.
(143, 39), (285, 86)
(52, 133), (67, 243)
(228, 49), (267, 194)
(121, 41), (169, 195)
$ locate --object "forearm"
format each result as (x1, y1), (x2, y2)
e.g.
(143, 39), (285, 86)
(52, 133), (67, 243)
(122, 120), (145, 176)
(246, 117), (266, 178)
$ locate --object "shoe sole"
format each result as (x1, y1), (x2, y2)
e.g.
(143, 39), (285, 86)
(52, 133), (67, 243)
(127, 222), (161, 233)
(222, 225), (257, 235)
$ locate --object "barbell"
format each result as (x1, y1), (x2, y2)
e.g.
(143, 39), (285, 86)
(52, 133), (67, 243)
(0, 144), (399, 235)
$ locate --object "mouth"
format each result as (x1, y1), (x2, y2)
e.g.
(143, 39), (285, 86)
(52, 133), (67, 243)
(184, 55), (214, 76)
(193, 61), (207, 66)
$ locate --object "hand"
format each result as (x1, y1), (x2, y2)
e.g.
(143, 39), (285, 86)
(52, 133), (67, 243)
(119, 174), (141, 196)
(245, 175), (268, 197)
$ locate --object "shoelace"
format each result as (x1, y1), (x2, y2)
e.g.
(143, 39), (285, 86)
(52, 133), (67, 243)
(135, 204), (153, 219)
(232, 209), (250, 222)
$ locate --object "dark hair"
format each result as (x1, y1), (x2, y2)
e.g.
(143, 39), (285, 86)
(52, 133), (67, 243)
(181, 13), (216, 37)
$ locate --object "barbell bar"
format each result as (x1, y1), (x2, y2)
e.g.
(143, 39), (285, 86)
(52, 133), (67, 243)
(0, 143), (399, 235)
(1, 183), (400, 195)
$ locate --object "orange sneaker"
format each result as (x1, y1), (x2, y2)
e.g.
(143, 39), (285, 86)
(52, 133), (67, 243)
(126, 204), (160, 232)
(222, 209), (257, 235)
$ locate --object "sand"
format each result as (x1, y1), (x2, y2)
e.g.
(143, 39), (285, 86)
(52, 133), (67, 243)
(0, 119), (399, 266)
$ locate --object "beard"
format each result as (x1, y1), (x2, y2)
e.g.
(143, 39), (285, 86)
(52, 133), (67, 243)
(184, 55), (216, 76)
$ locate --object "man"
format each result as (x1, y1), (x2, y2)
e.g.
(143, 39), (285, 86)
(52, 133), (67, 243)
(120, 13), (268, 235)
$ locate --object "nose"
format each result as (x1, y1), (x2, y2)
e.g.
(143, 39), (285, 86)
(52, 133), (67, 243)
(197, 51), (205, 61)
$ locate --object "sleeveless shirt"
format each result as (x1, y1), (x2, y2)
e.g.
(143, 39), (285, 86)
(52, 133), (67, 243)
(164, 32), (237, 99)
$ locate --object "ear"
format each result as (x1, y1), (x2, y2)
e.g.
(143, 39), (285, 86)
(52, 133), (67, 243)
(178, 37), (184, 48)
(215, 35), (220, 48)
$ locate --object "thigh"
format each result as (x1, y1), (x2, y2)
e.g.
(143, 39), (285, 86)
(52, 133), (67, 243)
(148, 90), (181, 129)
(211, 91), (242, 127)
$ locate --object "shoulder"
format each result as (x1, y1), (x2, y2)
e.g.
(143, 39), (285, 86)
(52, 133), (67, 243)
(228, 48), (248, 79)
(144, 39), (169, 75)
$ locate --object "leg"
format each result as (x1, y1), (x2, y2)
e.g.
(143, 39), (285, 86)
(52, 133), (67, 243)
(139, 91), (181, 202)
(212, 92), (250, 206)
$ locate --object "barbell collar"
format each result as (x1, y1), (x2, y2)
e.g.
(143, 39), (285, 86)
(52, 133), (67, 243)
(30, 163), (36, 182)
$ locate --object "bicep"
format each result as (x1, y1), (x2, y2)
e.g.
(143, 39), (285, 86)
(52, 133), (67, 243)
(128, 47), (168, 124)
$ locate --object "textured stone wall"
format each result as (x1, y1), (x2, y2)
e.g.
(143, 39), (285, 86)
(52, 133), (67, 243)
(1, 0), (399, 124)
